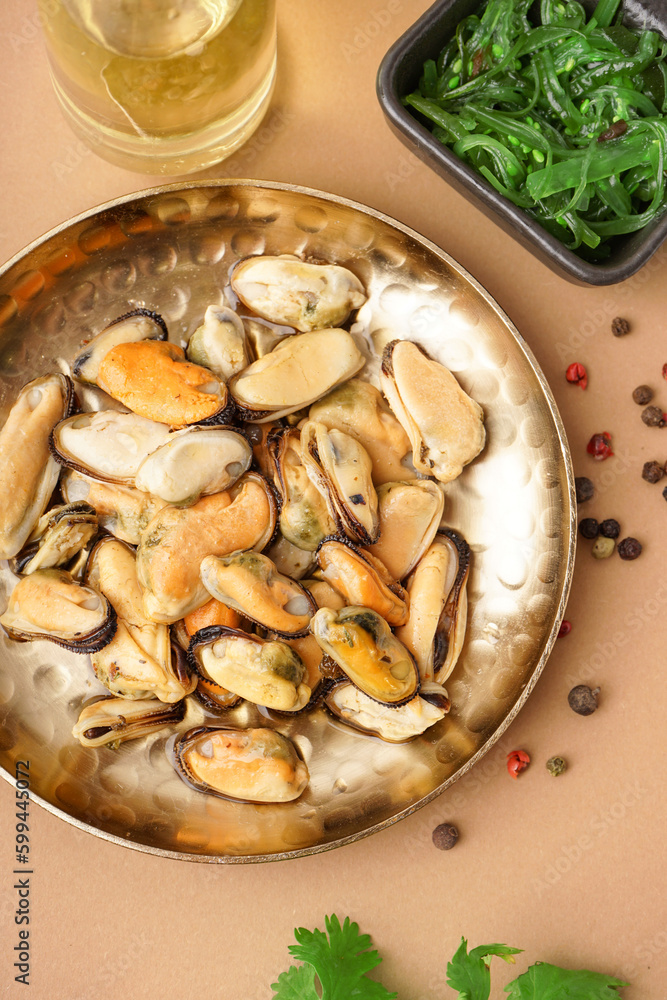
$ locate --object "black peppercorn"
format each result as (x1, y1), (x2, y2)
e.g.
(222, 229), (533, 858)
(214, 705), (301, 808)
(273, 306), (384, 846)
(632, 385), (654, 405)
(618, 537), (642, 560)
(663, 486), (667, 502)
(432, 823), (459, 850)
(578, 518), (599, 539)
(642, 405), (666, 427)
(599, 518), (620, 538)
(611, 317), (630, 337)
(642, 461), (664, 484)
(568, 684), (600, 715)
(575, 476), (595, 503)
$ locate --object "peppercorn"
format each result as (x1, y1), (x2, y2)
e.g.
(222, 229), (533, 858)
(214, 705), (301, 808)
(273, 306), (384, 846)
(575, 476), (595, 503)
(586, 431), (613, 459)
(642, 461), (664, 484)
(611, 316), (630, 337)
(546, 756), (567, 776)
(578, 517), (599, 538)
(663, 486), (667, 502)
(632, 385), (654, 405)
(565, 362), (588, 389)
(568, 684), (600, 715)
(592, 536), (615, 559)
(599, 518), (620, 538)
(432, 822), (459, 850)
(558, 620), (572, 637)
(506, 749), (530, 779)
(641, 405), (666, 427)
(618, 537), (642, 560)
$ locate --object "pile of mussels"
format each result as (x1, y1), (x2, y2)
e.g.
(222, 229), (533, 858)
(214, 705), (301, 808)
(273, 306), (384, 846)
(0, 255), (485, 805)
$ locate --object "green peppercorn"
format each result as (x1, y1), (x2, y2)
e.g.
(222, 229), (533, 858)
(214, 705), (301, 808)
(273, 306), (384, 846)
(546, 756), (567, 776)
(592, 536), (615, 559)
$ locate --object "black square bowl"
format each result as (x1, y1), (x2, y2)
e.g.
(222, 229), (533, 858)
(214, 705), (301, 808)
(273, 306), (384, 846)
(377, 0), (667, 285)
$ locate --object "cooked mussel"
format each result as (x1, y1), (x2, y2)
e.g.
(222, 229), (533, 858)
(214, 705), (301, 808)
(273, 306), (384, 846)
(362, 480), (444, 581)
(309, 379), (417, 485)
(186, 304), (248, 380)
(0, 373), (74, 560)
(310, 606), (419, 706)
(73, 696), (184, 747)
(60, 469), (168, 546)
(134, 426), (252, 505)
(300, 421), (379, 545)
(228, 328), (364, 422)
(86, 537), (196, 702)
(395, 530), (470, 683)
(0, 568), (116, 653)
(71, 309), (167, 386)
(324, 680), (447, 742)
(173, 725), (309, 802)
(380, 339), (485, 483)
(268, 427), (336, 551)
(200, 550), (316, 637)
(51, 410), (171, 485)
(15, 502), (98, 576)
(97, 340), (234, 428)
(315, 538), (408, 627)
(137, 472), (277, 623)
(189, 626), (311, 711)
(231, 254), (366, 332)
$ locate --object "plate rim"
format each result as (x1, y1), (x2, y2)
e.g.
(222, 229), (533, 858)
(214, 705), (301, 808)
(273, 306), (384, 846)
(0, 178), (577, 863)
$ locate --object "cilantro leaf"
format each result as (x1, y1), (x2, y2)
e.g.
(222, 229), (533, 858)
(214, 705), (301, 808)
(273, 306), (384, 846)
(271, 963), (318, 1000)
(447, 937), (522, 1000)
(505, 962), (629, 999)
(272, 915), (397, 1000)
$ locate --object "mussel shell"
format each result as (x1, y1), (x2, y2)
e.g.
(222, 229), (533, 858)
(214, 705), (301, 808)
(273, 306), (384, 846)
(0, 568), (116, 653)
(301, 421), (379, 546)
(0, 373), (75, 560)
(73, 696), (184, 747)
(268, 426), (336, 552)
(173, 725), (309, 802)
(14, 502), (98, 575)
(310, 606), (420, 706)
(71, 309), (168, 386)
(395, 529), (471, 684)
(323, 680), (447, 743)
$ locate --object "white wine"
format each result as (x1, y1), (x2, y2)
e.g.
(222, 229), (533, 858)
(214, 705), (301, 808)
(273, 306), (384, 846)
(38, 0), (277, 174)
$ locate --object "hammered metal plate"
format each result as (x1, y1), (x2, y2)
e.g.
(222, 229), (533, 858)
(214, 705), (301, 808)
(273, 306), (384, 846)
(0, 181), (575, 862)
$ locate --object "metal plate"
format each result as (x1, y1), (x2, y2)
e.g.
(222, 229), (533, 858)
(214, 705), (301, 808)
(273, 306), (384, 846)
(0, 180), (575, 862)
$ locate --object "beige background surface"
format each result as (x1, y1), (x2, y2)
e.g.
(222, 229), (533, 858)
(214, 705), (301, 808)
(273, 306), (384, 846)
(0, 1), (666, 998)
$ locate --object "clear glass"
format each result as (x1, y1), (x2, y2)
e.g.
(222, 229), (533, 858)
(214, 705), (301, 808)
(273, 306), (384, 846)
(37, 0), (277, 175)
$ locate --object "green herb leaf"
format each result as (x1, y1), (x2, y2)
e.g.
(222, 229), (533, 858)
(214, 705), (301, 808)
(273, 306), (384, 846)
(272, 915), (397, 1000)
(505, 961), (629, 998)
(447, 937), (523, 1000)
